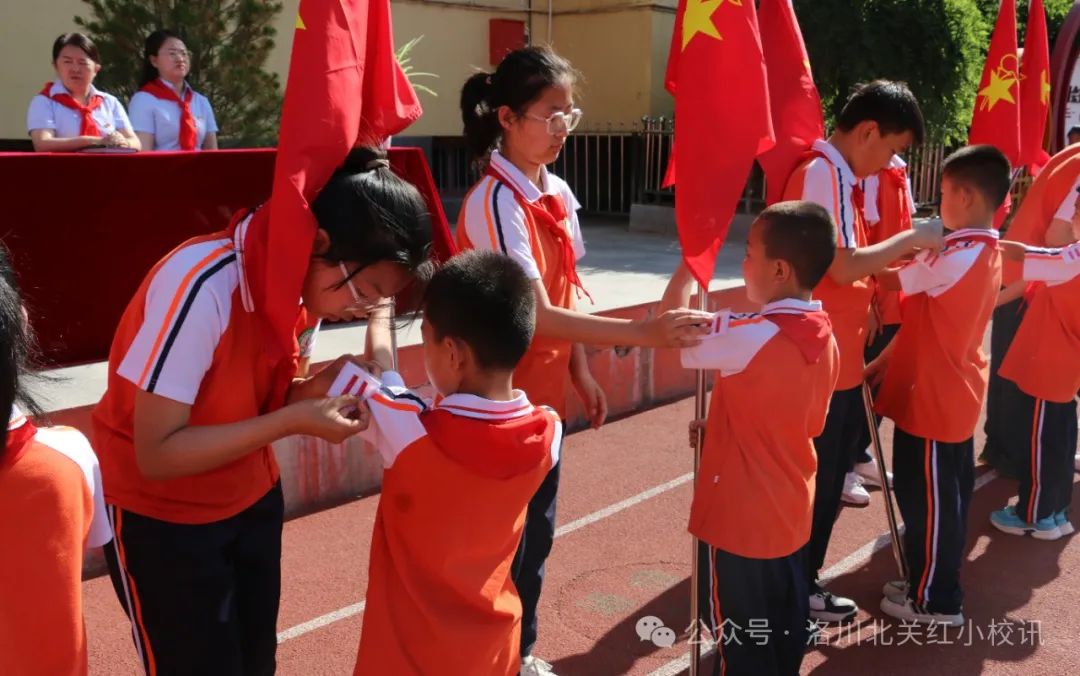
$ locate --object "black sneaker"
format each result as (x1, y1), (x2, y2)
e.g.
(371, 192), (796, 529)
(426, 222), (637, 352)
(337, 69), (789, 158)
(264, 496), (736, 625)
(809, 583), (858, 623)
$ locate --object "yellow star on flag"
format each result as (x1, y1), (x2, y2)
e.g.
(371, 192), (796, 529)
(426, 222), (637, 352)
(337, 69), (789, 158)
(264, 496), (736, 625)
(295, 11), (306, 30)
(682, 0), (741, 50)
(977, 68), (1017, 111)
(1041, 70), (1051, 106)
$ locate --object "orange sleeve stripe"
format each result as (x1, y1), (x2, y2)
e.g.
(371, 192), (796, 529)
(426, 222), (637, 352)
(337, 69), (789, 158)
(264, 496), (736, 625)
(728, 316), (769, 328)
(372, 393), (424, 413)
(828, 165), (841, 226)
(114, 509), (158, 675)
(135, 245), (233, 388)
(481, 178), (500, 251)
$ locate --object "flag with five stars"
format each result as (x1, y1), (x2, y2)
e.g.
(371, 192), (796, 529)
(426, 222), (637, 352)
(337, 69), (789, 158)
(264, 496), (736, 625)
(664, 0), (774, 287)
(756, 0), (823, 207)
(1019, 0), (1051, 173)
(249, 0), (421, 370)
(969, 0), (1020, 166)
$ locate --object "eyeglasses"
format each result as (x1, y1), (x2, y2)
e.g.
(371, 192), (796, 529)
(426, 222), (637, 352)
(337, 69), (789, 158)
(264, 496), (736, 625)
(339, 263), (393, 315)
(524, 108), (583, 135)
(164, 49), (190, 61)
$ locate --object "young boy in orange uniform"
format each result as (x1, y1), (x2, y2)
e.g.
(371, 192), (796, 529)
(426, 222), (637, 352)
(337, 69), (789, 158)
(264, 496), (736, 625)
(990, 201), (1080, 540)
(869, 145), (1011, 625)
(350, 250), (561, 675)
(663, 202), (840, 675)
(782, 80), (941, 621)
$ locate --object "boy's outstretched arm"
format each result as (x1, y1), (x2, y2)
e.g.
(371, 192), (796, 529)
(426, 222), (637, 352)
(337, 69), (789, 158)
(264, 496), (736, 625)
(658, 261), (697, 315)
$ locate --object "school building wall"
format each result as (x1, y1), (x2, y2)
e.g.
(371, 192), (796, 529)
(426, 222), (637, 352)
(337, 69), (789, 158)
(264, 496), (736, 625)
(0, 0), (676, 142)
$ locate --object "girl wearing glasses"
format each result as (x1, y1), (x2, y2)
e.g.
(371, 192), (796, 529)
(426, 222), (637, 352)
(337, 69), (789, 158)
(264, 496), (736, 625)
(28, 32), (140, 152)
(128, 30), (218, 151)
(92, 147), (432, 674)
(457, 46), (710, 676)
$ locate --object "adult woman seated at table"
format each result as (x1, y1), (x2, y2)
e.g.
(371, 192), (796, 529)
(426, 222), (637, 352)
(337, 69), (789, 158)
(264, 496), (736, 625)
(128, 30), (218, 151)
(27, 33), (140, 152)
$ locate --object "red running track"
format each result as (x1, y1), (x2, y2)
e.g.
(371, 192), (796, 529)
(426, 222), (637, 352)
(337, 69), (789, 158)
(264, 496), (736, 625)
(84, 397), (1080, 675)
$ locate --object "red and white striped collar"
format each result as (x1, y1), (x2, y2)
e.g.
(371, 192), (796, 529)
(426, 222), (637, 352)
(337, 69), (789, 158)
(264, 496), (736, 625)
(8, 406), (26, 431)
(760, 298), (823, 316)
(946, 227), (999, 244)
(489, 150), (557, 204)
(435, 390), (535, 421)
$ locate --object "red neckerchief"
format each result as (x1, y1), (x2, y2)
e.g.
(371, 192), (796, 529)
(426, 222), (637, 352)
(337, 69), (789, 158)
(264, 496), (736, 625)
(882, 166), (913, 228)
(2, 414), (37, 469)
(139, 79), (198, 150)
(1023, 280), (1044, 306)
(226, 206), (301, 410)
(485, 164), (593, 303)
(764, 309), (834, 364)
(38, 82), (102, 136)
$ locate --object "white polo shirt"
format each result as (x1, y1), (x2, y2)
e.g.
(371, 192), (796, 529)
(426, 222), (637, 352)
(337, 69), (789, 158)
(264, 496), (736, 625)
(128, 79), (218, 151)
(26, 80), (131, 138)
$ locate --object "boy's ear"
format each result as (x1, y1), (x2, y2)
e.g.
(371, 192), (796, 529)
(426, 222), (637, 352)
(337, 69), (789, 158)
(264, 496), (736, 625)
(775, 258), (794, 285)
(447, 335), (472, 372)
(854, 119), (879, 142)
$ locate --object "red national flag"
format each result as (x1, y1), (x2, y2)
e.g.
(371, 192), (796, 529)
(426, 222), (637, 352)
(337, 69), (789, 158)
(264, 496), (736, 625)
(756, 0), (824, 206)
(251, 0), (421, 362)
(969, 0), (1021, 166)
(665, 0), (774, 287)
(1019, 0), (1051, 173)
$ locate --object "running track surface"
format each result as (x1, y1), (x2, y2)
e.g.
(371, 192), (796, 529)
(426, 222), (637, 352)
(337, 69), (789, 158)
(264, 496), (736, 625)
(84, 396), (1080, 675)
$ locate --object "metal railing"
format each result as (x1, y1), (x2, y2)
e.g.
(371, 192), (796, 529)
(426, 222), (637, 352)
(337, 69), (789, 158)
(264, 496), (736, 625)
(429, 119), (949, 218)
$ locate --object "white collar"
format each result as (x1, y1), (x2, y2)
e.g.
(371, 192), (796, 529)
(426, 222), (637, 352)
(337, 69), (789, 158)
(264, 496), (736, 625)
(435, 390), (535, 421)
(8, 406), (26, 431)
(760, 298), (823, 315)
(158, 78), (192, 95)
(888, 154), (907, 169)
(946, 228), (999, 242)
(811, 139), (858, 185)
(489, 150), (556, 204)
(50, 80), (101, 100)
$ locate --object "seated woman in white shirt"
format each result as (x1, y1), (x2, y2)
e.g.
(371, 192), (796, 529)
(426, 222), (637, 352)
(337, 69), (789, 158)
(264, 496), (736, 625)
(27, 32), (140, 152)
(128, 30), (219, 151)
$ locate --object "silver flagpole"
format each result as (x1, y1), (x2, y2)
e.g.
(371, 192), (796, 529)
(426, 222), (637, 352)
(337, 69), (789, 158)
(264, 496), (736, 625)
(861, 383), (908, 581)
(689, 280), (708, 676)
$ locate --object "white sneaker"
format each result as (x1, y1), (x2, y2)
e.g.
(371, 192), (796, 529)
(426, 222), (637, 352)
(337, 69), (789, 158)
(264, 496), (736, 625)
(521, 655), (557, 676)
(880, 596), (963, 627)
(881, 579), (908, 599)
(841, 472), (871, 506)
(855, 455), (893, 489)
(809, 583), (859, 623)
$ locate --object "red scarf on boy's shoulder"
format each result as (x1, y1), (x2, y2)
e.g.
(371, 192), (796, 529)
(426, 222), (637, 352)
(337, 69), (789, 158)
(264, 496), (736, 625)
(2, 412), (37, 469)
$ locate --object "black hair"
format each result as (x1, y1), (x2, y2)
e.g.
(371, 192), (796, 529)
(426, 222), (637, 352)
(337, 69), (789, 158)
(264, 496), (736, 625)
(942, 145), (1012, 210)
(836, 80), (925, 145)
(311, 147), (435, 292)
(423, 250), (535, 371)
(0, 244), (46, 459)
(757, 201), (838, 290)
(460, 46), (577, 160)
(139, 29), (185, 88)
(1068, 126), (1080, 139)
(52, 32), (99, 63)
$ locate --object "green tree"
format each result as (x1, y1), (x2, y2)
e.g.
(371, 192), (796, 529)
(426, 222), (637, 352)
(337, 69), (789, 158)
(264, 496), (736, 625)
(75, 0), (284, 146)
(976, 0), (1075, 44)
(797, 0), (989, 144)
